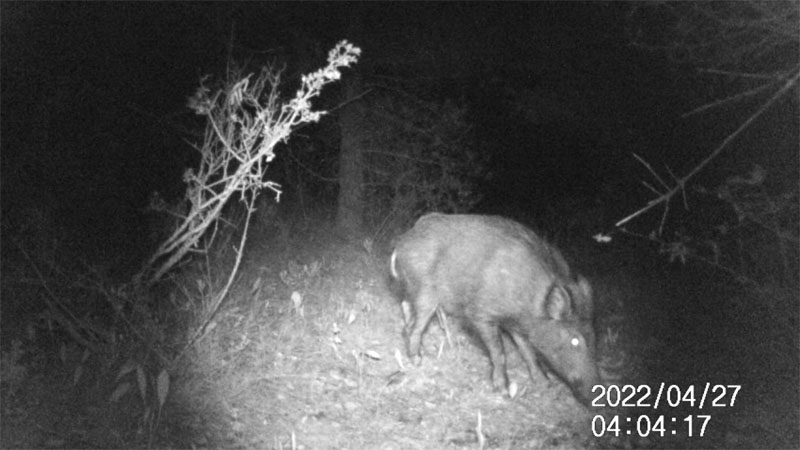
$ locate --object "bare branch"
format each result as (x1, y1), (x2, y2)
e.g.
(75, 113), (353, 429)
(137, 41), (361, 284)
(616, 68), (799, 229)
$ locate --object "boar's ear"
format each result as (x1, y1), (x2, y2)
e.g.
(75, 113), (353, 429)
(571, 275), (594, 320)
(577, 275), (592, 300)
(545, 285), (572, 320)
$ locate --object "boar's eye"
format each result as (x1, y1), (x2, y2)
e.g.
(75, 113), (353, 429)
(570, 337), (581, 347)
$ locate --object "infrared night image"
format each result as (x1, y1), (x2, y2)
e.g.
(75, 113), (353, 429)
(1, 3), (798, 448)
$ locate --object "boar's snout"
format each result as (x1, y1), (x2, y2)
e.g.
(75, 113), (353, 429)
(568, 369), (601, 406)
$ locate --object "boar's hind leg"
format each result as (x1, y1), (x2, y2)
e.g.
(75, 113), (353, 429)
(473, 321), (508, 393)
(405, 292), (438, 366)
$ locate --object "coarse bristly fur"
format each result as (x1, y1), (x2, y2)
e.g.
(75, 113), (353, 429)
(390, 212), (600, 405)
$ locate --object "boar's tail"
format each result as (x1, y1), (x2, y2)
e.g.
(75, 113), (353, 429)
(389, 249), (400, 279)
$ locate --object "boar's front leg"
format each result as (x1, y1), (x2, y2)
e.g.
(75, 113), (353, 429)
(473, 320), (509, 393)
(509, 332), (551, 383)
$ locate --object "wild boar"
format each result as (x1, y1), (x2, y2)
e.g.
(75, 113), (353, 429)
(390, 213), (599, 404)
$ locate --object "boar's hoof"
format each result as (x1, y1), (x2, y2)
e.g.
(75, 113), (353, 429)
(491, 374), (508, 393)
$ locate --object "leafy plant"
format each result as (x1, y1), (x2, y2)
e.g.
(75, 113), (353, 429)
(111, 359), (170, 447)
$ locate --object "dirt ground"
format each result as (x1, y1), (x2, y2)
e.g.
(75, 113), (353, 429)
(1, 238), (797, 449)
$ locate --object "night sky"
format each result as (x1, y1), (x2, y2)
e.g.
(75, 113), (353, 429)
(1, 2), (795, 264)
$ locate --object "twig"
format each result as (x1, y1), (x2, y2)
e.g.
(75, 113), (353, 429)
(616, 68), (800, 229)
(174, 190), (256, 365)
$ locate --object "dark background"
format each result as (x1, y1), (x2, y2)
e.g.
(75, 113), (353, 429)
(3, 2), (756, 262)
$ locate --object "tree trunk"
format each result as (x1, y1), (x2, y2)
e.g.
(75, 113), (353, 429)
(335, 73), (366, 240)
